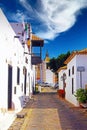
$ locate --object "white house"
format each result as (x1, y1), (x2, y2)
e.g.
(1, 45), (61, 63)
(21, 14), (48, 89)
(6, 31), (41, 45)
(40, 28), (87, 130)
(10, 23), (43, 96)
(0, 8), (44, 130)
(10, 23), (34, 98)
(0, 9), (23, 111)
(40, 52), (57, 84)
(45, 69), (54, 84)
(0, 9), (35, 113)
(0, 8), (44, 114)
(64, 49), (87, 106)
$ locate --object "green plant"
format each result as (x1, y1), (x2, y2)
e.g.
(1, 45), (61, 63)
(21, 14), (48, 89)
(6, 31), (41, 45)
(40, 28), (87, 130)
(74, 88), (87, 103)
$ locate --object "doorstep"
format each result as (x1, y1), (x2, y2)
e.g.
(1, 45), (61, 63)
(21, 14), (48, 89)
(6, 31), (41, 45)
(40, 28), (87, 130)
(16, 111), (27, 118)
(80, 103), (87, 108)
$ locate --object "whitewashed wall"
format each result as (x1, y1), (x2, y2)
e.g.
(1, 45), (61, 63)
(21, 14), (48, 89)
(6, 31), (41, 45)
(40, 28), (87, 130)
(46, 69), (54, 83)
(10, 23), (34, 105)
(0, 9), (24, 111)
(76, 55), (87, 89)
(66, 55), (87, 106)
(66, 56), (79, 106)
(0, 9), (34, 112)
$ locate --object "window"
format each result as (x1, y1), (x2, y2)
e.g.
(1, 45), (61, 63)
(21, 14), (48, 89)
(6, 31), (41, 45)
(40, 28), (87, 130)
(68, 69), (70, 76)
(72, 78), (74, 94)
(72, 66), (74, 75)
(17, 67), (20, 85)
(14, 86), (16, 94)
(21, 83), (23, 91)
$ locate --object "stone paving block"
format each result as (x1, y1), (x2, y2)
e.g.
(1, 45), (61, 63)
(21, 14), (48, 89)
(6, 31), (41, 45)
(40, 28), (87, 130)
(16, 112), (27, 118)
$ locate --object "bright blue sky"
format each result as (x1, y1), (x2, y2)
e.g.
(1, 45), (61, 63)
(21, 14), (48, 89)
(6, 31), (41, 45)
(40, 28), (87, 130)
(0, 0), (87, 59)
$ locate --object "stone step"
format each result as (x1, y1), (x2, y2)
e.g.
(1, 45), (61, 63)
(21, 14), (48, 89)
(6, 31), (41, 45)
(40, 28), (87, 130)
(16, 112), (27, 118)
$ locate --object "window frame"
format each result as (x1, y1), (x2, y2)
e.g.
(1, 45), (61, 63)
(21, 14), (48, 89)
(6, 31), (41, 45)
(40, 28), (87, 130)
(72, 66), (74, 75)
(68, 69), (70, 76)
(17, 67), (20, 85)
(72, 78), (74, 94)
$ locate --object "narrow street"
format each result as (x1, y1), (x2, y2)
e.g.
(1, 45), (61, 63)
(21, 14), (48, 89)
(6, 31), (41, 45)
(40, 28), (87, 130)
(9, 87), (87, 130)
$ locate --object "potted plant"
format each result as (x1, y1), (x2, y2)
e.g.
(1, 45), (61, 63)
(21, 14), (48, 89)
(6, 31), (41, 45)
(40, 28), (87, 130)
(74, 88), (87, 104)
(58, 89), (65, 98)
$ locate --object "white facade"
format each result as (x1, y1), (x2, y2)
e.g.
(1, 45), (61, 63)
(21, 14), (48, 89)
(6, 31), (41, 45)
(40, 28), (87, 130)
(65, 54), (87, 106)
(41, 61), (55, 84)
(46, 69), (54, 84)
(0, 9), (34, 112)
(10, 22), (34, 98)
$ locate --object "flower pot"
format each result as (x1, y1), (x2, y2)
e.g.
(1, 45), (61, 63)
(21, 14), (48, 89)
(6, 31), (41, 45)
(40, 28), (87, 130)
(57, 89), (65, 98)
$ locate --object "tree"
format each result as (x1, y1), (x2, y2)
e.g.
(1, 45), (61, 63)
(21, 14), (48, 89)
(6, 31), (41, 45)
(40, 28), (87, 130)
(48, 51), (71, 72)
(48, 58), (57, 72)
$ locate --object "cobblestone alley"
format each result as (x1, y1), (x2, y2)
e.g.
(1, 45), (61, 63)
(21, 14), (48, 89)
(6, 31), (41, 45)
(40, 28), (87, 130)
(9, 87), (87, 130)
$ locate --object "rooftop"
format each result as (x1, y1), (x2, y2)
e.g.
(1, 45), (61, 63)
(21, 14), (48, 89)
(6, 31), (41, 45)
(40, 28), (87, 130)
(64, 48), (87, 64)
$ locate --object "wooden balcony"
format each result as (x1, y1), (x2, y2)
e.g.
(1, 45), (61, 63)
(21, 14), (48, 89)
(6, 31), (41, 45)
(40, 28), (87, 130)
(31, 34), (44, 65)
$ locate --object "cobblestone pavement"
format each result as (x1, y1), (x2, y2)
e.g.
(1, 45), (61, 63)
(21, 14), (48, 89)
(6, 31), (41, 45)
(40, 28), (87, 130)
(9, 87), (87, 130)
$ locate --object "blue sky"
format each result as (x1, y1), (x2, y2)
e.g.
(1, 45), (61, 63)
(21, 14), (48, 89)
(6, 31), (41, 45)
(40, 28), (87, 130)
(0, 0), (87, 59)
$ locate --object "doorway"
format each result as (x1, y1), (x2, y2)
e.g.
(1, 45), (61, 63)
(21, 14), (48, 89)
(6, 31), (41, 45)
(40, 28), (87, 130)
(8, 65), (12, 109)
(24, 68), (27, 95)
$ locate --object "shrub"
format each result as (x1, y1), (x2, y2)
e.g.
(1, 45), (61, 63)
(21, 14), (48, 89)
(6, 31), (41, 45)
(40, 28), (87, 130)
(74, 88), (87, 103)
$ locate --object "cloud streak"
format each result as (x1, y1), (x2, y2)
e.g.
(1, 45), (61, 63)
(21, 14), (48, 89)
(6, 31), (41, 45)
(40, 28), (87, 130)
(19, 0), (33, 13)
(3, 0), (87, 41)
(36, 0), (87, 40)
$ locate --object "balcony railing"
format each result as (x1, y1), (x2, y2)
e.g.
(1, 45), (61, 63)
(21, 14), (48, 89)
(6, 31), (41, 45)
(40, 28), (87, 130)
(31, 53), (42, 65)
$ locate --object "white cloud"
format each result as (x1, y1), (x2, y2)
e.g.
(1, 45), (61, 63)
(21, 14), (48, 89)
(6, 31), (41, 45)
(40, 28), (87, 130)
(37, 31), (58, 40)
(36, 0), (87, 40)
(18, 0), (87, 40)
(9, 10), (25, 22)
(9, 10), (32, 22)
